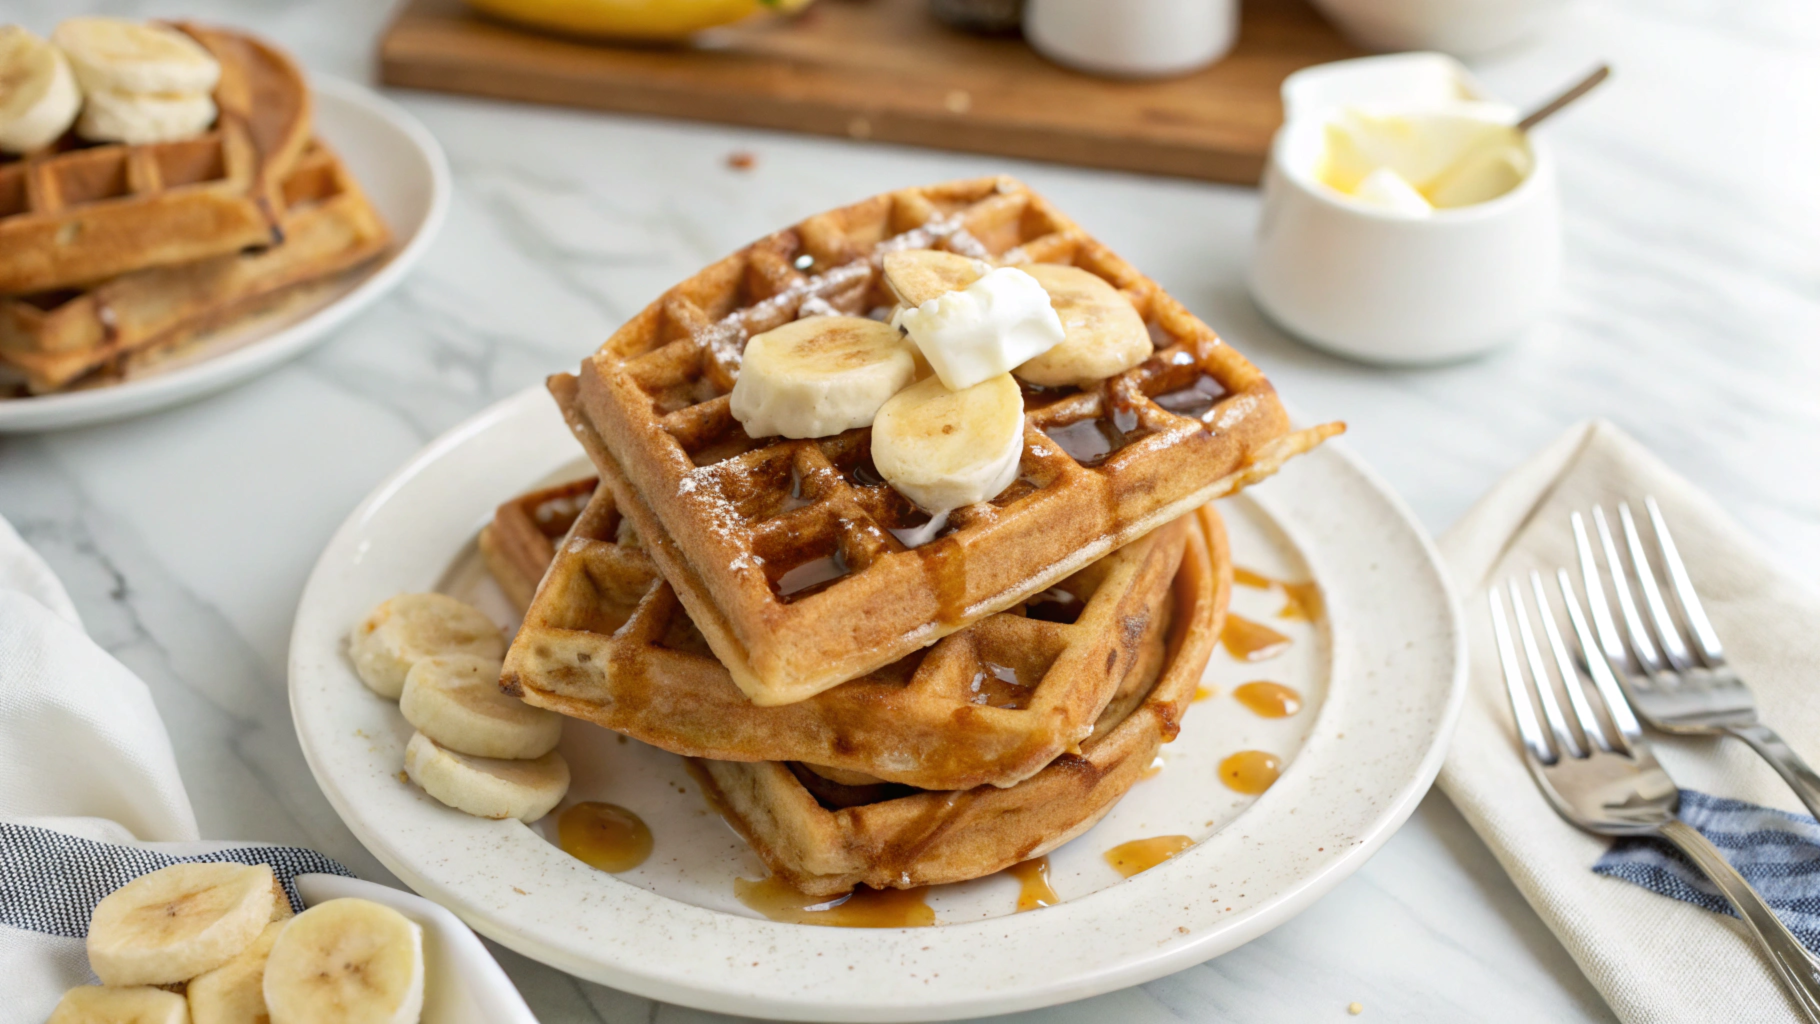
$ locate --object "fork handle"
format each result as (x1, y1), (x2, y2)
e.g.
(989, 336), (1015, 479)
(1659, 819), (1820, 1021)
(1725, 724), (1820, 823)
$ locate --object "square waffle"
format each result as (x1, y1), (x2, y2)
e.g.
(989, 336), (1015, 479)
(0, 141), (389, 394)
(560, 176), (1337, 705)
(689, 504), (1226, 896)
(497, 474), (1192, 792)
(0, 23), (311, 295)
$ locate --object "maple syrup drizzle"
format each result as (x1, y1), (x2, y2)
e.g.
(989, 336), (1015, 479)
(1233, 566), (1323, 622)
(734, 876), (934, 927)
(557, 802), (653, 873)
(1151, 373), (1227, 420)
(1221, 613), (1291, 662)
(1233, 681), (1301, 718)
(969, 661), (1028, 707)
(1219, 750), (1282, 795)
(1105, 835), (1194, 878)
(780, 466), (813, 513)
(775, 549), (850, 601)
(921, 538), (968, 624)
(1006, 857), (1059, 912)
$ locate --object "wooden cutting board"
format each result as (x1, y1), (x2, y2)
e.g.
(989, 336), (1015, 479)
(379, 0), (1362, 184)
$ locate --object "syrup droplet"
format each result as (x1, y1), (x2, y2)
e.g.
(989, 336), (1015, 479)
(1233, 681), (1301, 718)
(1232, 566), (1322, 621)
(1221, 613), (1291, 661)
(734, 876), (934, 927)
(1193, 685), (1215, 703)
(968, 661), (1029, 708)
(558, 802), (653, 873)
(1219, 750), (1282, 794)
(1105, 835), (1194, 877)
(1005, 857), (1059, 912)
(1151, 373), (1226, 420)
(1233, 567), (1271, 589)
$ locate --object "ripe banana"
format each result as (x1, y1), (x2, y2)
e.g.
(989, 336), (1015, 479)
(262, 898), (424, 1024)
(881, 249), (984, 307)
(87, 862), (277, 987)
(465, 0), (816, 42)
(886, 252), (1064, 391)
(349, 593), (506, 700)
(47, 985), (189, 1024)
(77, 88), (217, 145)
(1014, 264), (1153, 387)
(400, 654), (562, 759)
(404, 731), (570, 822)
(871, 373), (1025, 513)
(0, 26), (82, 153)
(51, 19), (221, 96)
(186, 920), (285, 1024)
(729, 315), (919, 439)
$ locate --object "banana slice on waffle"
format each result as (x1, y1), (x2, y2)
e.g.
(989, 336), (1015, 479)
(52, 18), (221, 95)
(886, 250), (1064, 391)
(729, 315), (918, 439)
(1014, 263), (1154, 386)
(871, 372), (1025, 513)
(86, 862), (277, 987)
(0, 26), (82, 153)
(263, 898), (424, 1024)
(77, 87), (216, 145)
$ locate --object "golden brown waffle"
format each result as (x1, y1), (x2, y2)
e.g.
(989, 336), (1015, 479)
(478, 476), (601, 613)
(500, 470), (1190, 791)
(690, 504), (1226, 897)
(0, 23), (311, 295)
(0, 142), (388, 394)
(560, 176), (1336, 706)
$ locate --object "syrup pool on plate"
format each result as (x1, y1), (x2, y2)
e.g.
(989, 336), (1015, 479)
(735, 876), (934, 927)
(558, 801), (653, 873)
(1104, 836), (1194, 878)
(1220, 612), (1291, 662)
(1219, 750), (1282, 795)
(1233, 681), (1302, 718)
(1005, 857), (1059, 912)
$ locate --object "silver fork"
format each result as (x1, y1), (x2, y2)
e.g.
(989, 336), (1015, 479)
(1491, 573), (1820, 1019)
(1573, 498), (1820, 822)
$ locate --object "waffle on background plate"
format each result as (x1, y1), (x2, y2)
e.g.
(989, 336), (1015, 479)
(560, 176), (1340, 706)
(0, 23), (389, 398)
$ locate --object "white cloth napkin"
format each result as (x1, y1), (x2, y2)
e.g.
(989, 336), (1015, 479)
(1438, 420), (1820, 1024)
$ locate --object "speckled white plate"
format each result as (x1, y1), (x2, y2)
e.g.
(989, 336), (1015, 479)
(289, 385), (1465, 1022)
(0, 76), (448, 433)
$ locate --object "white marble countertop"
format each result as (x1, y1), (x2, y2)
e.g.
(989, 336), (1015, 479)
(4, 0), (1817, 1021)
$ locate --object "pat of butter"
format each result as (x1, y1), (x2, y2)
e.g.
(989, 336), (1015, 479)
(1352, 167), (1433, 217)
(1317, 108), (1531, 211)
(893, 265), (1064, 391)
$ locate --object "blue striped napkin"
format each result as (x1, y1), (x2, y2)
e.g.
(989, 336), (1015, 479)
(1594, 789), (1820, 954)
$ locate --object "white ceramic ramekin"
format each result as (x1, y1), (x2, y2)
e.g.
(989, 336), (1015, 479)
(1024, 0), (1239, 79)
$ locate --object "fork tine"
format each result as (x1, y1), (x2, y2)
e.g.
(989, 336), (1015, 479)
(1572, 511), (1630, 671)
(1645, 496), (1726, 665)
(1530, 571), (1614, 753)
(1509, 579), (1588, 760)
(1594, 505), (1664, 675)
(1557, 568), (1643, 751)
(1620, 502), (1695, 672)
(1490, 588), (1555, 764)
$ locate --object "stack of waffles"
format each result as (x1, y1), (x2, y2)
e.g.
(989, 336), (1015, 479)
(493, 178), (1340, 896)
(0, 23), (389, 396)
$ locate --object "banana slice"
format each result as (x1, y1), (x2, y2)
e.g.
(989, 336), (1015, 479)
(400, 654), (562, 759)
(263, 898), (423, 1024)
(52, 18), (221, 96)
(404, 731), (570, 822)
(0, 27), (82, 153)
(186, 920), (284, 1024)
(77, 88), (216, 145)
(87, 862), (276, 987)
(349, 594), (505, 700)
(728, 316), (918, 439)
(885, 252), (1064, 391)
(871, 373), (1025, 513)
(1014, 264), (1153, 387)
(48, 985), (189, 1024)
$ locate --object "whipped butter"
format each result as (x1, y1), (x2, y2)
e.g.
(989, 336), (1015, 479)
(892, 264), (1065, 391)
(1316, 109), (1532, 216)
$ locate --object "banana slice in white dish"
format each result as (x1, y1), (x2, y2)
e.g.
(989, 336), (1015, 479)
(871, 373), (1025, 514)
(404, 731), (570, 823)
(885, 251), (1064, 391)
(51, 18), (221, 96)
(77, 88), (216, 145)
(86, 862), (276, 987)
(263, 898), (424, 1024)
(187, 920), (286, 1024)
(47, 985), (189, 1024)
(400, 654), (562, 760)
(349, 593), (506, 700)
(0, 27), (83, 154)
(1014, 264), (1154, 387)
(729, 316), (918, 439)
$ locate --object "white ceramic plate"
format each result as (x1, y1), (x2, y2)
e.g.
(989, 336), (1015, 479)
(0, 77), (449, 433)
(290, 386), (1466, 1022)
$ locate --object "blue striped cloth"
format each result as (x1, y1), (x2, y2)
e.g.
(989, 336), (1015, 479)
(1594, 789), (1820, 953)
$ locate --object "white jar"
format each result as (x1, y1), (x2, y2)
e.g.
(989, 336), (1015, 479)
(1246, 54), (1562, 364)
(1025, 0), (1238, 79)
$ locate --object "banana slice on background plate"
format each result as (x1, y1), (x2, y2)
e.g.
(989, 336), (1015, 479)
(885, 250), (1064, 391)
(51, 18), (221, 96)
(871, 373), (1025, 514)
(77, 88), (217, 145)
(86, 862), (277, 987)
(186, 920), (286, 1024)
(349, 593), (506, 700)
(47, 985), (189, 1024)
(1014, 264), (1154, 387)
(263, 898), (424, 1024)
(400, 654), (562, 759)
(404, 731), (570, 822)
(0, 26), (83, 153)
(729, 316), (918, 439)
